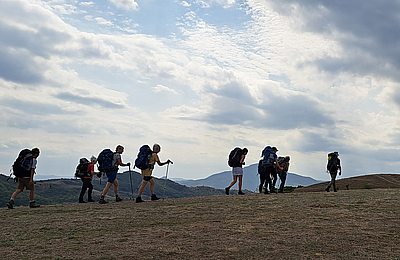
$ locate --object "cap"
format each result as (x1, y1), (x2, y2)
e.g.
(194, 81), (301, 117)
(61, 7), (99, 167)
(272, 147), (278, 151)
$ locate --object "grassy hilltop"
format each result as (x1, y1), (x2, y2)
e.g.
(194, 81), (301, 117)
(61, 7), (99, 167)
(0, 189), (399, 259)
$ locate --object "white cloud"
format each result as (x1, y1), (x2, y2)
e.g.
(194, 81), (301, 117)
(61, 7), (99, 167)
(152, 84), (179, 95)
(108, 0), (139, 10)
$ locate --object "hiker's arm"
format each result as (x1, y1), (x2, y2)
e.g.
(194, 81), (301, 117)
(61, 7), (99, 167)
(156, 154), (173, 166)
(117, 157), (130, 167)
(30, 168), (35, 183)
(240, 155), (246, 165)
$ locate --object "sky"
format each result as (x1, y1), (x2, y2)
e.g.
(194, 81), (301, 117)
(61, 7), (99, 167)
(0, 0), (399, 181)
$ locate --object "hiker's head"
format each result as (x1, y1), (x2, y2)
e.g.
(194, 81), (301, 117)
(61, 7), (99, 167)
(153, 144), (161, 153)
(285, 156), (290, 162)
(242, 148), (248, 155)
(272, 147), (278, 153)
(90, 156), (97, 163)
(334, 151), (339, 157)
(116, 145), (124, 154)
(31, 148), (40, 158)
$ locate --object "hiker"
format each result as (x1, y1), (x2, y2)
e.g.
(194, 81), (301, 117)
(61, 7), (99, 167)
(258, 158), (272, 194)
(225, 147), (248, 195)
(99, 145), (130, 204)
(276, 156), (290, 193)
(260, 146), (278, 193)
(136, 144), (172, 203)
(325, 152), (341, 192)
(7, 148), (41, 209)
(77, 156), (97, 203)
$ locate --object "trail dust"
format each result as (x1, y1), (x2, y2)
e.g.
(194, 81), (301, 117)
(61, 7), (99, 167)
(0, 189), (399, 259)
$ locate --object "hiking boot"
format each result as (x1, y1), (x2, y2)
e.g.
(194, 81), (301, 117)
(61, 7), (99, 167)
(264, 190), (270, 194)
(271, 188), (278, 194)
(325, 187), (330, 192)
(79, 200), (87, 203)
(29, 201), (40, 208)
(87, 198), (95, 202)
(116, 196), (123, 202)
(238, 191), (245, 195)
(99, 197), (108, 204)
(6, 200), (14, 209)
(151, 194), (160, 201)
(225, 187), (230, 195)
(333, 189), (338, 192)
(136, 196), (144, 203)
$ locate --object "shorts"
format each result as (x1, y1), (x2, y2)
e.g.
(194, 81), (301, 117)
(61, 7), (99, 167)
(106, 171), (118, 183)
(17, 178), (34, 191)
(232, 167), (243, 176)
(143, 176), (153, 182)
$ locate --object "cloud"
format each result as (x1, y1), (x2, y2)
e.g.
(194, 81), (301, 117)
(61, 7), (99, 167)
(108, 0), (139, 10)
(152, 84), (179, 95)
(54, 92), (126, 109)
(268, 0), (400, 81)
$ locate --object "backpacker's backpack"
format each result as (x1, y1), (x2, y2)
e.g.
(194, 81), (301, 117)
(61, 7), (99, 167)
(327, 152), (338, 171)
(134, 145), (153, 170)
(97, 149), (115, 172)
(12, 149), (33, 178)
(262, 146), (275, 167)
(258, 159), (267, 175)
(75, 158), (91, 178)
(228, 147), (243, 167)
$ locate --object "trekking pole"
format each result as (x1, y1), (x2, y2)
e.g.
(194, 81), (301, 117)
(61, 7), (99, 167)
(162, 162), (170, 201)
(128, 164), (134, 200)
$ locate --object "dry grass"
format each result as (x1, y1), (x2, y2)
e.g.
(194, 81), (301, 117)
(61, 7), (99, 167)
(0, 189), (399, 259)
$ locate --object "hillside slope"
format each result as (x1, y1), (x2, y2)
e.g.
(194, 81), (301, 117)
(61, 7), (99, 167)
(178, 163), (320, 190)
(0, 171), (223, 206)
(295, 173), (400, 192)
(0, 189), (399, 259)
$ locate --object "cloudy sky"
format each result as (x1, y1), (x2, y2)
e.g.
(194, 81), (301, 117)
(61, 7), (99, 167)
(0, 0), (399, 181)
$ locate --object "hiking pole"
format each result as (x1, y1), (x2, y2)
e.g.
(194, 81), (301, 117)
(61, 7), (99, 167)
(128, 163), (134, 200)
(162, 162), (170, 201)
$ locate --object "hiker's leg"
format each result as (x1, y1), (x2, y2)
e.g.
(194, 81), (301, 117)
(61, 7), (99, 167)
(28, 182), (35, 201)
(279, 172), (287, 192)
(149, 178), (155, 194)
(11, 189), (23, 200)
(113, 179), (119, 196)
(88, 181), (93, 200)
(259, 174), (266, 193)
(138, 180), (148, 196)
(228, 176), (238, 189)
(101, 182), (112, 196)
(331, 173), (337, 191)
(79, 179), (87, 201)
(238, 175), (243, 192)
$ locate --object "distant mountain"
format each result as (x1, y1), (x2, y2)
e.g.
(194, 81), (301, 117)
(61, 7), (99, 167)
(176, 163), (320, 191)
(0, 171), (224, 206)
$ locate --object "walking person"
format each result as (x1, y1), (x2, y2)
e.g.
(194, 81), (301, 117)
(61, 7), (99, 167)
(325, 152), (341, 192)
(261, 146), (278, 193)
(276, 156), (290, 193)
(225, 148), (248, 195)
(258, 158), (272, 194)
(136, 144), (172, 203)
(78, 156), (97, 203)
(99, 145), (130, 204)
(7, 148), (41, 209)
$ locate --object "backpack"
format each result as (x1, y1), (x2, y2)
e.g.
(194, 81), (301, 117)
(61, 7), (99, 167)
(12, 149), (33, 178)
(258, 159), (267, 175)
(228, 147), (243, 167)
(327, 152), (338, 171)
(262, 146), (275, 167)
(134, 145), (153, 170)
(97, 149), (115, 172)
(75, 158), (91, 178)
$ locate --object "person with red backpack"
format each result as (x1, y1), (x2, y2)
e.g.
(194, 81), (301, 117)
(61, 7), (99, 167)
(225, 147), (248, 195)
(77, 156), (97, 203)
(7, 148), (40, 209)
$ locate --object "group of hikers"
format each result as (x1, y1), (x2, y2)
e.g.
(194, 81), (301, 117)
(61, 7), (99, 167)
(5, 144), (341, 209)
(224, 146), (291, 195)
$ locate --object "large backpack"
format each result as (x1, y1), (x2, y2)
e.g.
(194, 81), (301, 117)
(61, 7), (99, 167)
(75, 158), (91, 178)
(258, 159), (267, 175)
(228, 147), (243, 167)
(97, 149), (115, 172)
(134, 145), (153, 170)
(262, 146), (275, 167)
(327, 152), (338, 171)
(12, 149), (33, 178)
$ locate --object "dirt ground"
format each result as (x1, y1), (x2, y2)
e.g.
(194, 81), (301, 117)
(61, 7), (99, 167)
(0, 189), (399, 260)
